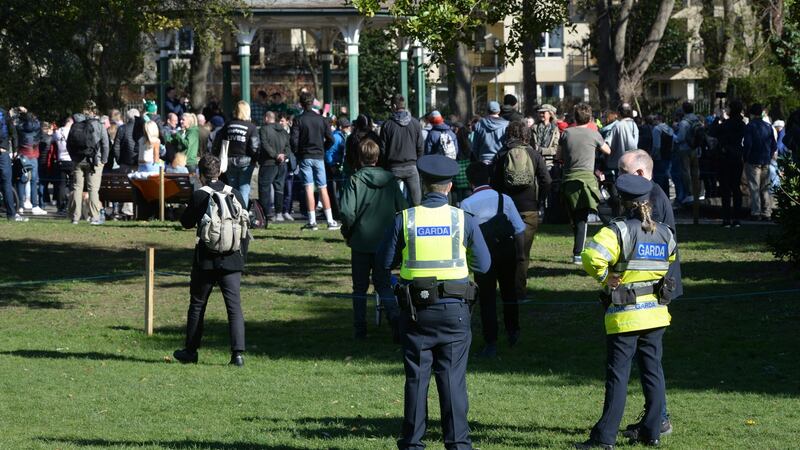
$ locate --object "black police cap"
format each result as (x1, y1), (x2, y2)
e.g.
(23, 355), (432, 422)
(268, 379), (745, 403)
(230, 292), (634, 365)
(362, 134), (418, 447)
(417, 155), (459, 185)
(615, 174), (652, 203)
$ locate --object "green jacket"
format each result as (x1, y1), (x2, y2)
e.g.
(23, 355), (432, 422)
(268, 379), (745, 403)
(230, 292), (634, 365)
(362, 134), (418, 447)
(560, 169), (601, 211)
(340, 166), (407, 253)
(172, 126), (200, 166)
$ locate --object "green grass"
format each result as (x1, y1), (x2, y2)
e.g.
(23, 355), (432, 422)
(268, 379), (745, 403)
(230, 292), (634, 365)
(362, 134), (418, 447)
(1, 220), (799, 449)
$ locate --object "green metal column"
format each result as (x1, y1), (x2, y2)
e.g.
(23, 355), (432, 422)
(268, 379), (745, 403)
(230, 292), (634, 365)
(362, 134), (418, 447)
(222, 53), (233, 119)
(239, 46), (251, 104)
(414, 45), (426, 118)
(347, 43), (359, 120)
(399, 47), (409, 103)
(320, 52), (333, 106)
(158, 49), (169, 116)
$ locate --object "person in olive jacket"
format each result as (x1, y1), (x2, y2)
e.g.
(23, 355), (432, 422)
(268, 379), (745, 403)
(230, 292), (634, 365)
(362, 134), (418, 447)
(257, 111), (291, 222)
(339, 138), (407, 340)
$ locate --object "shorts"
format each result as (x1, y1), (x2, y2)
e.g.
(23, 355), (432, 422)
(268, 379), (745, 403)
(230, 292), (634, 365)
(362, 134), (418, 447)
(299, 158), (327, 188)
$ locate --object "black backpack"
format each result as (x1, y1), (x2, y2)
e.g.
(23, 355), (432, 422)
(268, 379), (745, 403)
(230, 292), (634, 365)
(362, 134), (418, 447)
(67, 119), (101, 158)
(478, 193), (516, 256)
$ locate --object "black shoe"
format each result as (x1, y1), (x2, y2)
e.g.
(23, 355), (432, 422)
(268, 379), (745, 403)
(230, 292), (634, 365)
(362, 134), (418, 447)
(574, 438), (614, 449)
(623, 416), (672, 439)
(173, 348), (198, 364)
(629, 437), (660, 447)
(508, 329), (521, 347)
(229, 353), (244, 367)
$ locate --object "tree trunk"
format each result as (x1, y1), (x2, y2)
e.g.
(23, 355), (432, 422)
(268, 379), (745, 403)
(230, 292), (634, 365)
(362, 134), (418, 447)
(447, 43), (473, 120)
(595, 0), (620, 108)
(621, 0), (676, 102)
(717, 0), (737, 92)
(522, 35), (537, 116)
(190, 32), (212, 113)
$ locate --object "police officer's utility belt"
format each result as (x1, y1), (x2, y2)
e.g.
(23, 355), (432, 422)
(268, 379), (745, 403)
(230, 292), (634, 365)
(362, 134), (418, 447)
(396, 277), (477, 307)
(601, 277), (676, 307)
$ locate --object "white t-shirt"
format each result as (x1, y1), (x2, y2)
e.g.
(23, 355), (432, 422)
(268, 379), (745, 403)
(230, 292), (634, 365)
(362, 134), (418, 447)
(55, 126), (72, 162)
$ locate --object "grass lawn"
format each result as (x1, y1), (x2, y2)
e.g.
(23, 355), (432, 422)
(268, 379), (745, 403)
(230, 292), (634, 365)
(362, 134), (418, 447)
(0, 219), (798, 449)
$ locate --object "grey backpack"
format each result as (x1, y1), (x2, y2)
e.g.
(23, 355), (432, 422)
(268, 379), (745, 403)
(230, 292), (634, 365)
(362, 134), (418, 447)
(198, 186), (249, 253)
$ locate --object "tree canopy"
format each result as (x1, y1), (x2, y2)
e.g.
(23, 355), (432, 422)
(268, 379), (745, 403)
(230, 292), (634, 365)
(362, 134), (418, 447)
(0, 0), (242, 119)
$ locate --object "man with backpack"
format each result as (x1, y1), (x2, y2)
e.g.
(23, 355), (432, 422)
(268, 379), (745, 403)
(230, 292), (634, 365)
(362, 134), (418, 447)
(461, 161), (526, 358)
(0, 105), (26, 221)
(423, 111), (459, 159)
(174, 153), (250, 367)
(674, 102), (703, 205)
(67, 103), (110, 225)
(492, 120), (551, 308)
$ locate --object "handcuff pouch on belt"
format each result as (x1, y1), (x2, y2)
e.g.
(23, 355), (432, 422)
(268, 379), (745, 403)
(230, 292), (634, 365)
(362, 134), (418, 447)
(600, 276), (675, 308)
(394, 277), (478, 322)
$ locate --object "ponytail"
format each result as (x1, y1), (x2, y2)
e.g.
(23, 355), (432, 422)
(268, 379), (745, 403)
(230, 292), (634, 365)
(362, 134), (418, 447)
(632, 201), (657, 233)
(623, 200), (657, 232)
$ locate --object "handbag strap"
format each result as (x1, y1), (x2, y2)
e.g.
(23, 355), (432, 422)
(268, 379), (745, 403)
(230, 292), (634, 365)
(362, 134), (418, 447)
(496, 191), (504, 216)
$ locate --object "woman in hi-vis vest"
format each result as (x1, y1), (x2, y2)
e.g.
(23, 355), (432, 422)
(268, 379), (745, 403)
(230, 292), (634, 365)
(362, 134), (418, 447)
(576, 174), (677, 450)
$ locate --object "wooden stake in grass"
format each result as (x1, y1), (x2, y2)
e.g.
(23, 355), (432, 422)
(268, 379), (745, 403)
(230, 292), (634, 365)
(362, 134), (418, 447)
(158, 166), (165, 221)
(144, 247), (155, 336)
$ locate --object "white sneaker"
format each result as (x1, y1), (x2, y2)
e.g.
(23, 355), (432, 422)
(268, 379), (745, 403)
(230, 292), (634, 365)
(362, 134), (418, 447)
(18, 208), (24, 214)
(23, 200), (33, 210)
(274, 214), (284, 222)
(283, 212), (295, 221)
(13, 214), (29, 222)
(327, 221), (341, 231)
(31, 206), (47, 215)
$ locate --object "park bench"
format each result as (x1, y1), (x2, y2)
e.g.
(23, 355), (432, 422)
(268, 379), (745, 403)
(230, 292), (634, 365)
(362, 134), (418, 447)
(99, 172), (195, 219)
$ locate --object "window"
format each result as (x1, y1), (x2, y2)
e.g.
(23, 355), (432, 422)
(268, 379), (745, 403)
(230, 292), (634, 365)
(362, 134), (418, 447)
(537, 26), (563, 58)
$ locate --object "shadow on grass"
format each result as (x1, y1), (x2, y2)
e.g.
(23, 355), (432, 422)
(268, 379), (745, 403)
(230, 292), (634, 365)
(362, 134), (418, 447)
(39, 438), (302, 450)
(241, 415), (584, 448)
(0, 350), (163, 364)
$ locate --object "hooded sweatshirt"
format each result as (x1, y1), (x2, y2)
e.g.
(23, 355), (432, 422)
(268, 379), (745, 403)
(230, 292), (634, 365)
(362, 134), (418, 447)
(339, 166), (408, 253)
(424, 123), (459, 156)
(379, 110), (423, 168)
(258, 122), (290, 166)
(472, 115), (509, 162)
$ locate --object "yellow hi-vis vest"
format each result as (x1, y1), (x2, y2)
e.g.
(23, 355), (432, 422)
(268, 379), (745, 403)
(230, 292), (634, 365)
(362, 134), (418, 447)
(400, 205), (468, 281)
(581, 219), (676, 335)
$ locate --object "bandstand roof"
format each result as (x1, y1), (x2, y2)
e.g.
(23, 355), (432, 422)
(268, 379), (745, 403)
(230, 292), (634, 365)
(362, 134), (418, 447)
(241, 0), (395, 30)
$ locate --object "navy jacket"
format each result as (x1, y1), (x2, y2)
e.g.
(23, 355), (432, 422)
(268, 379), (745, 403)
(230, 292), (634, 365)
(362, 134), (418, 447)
(376, 192), (491, 281)
(743, 119), (777, 165)
(649, 181), (683, 299)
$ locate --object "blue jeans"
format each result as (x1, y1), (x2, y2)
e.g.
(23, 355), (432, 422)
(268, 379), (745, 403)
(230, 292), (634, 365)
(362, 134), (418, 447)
(225, 164), (255, 207)
(0, 151), (16, 218)
(653, 159), (672, 199)
(670, 151), (685, 202)
(16, 156), (39, 208)
(351, 250), (398, 335)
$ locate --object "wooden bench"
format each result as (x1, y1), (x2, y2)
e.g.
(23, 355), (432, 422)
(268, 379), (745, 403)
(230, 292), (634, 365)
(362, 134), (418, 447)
(100, 172), (195, 219)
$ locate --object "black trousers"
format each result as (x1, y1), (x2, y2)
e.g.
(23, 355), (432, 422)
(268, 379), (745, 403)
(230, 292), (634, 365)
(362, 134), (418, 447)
(258, 163), (287, 217)
(474, 254), (518, 345)
(569, 208), (590, 256)
(591, 327), (666, 445)
(351, 250), (398, 335)
(717, 161), (743, 223)
(57, 160), (74, 212)
(398, 301), (472, 450)
(185, 269), (245, 353)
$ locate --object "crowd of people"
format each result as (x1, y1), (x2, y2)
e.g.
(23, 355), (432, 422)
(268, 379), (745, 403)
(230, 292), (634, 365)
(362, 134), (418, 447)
(2, 88), (796, 449)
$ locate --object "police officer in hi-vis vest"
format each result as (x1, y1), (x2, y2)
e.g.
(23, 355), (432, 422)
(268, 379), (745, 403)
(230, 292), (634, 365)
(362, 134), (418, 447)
(576, 174), (677, 450)
(377, 154), (491, 450)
